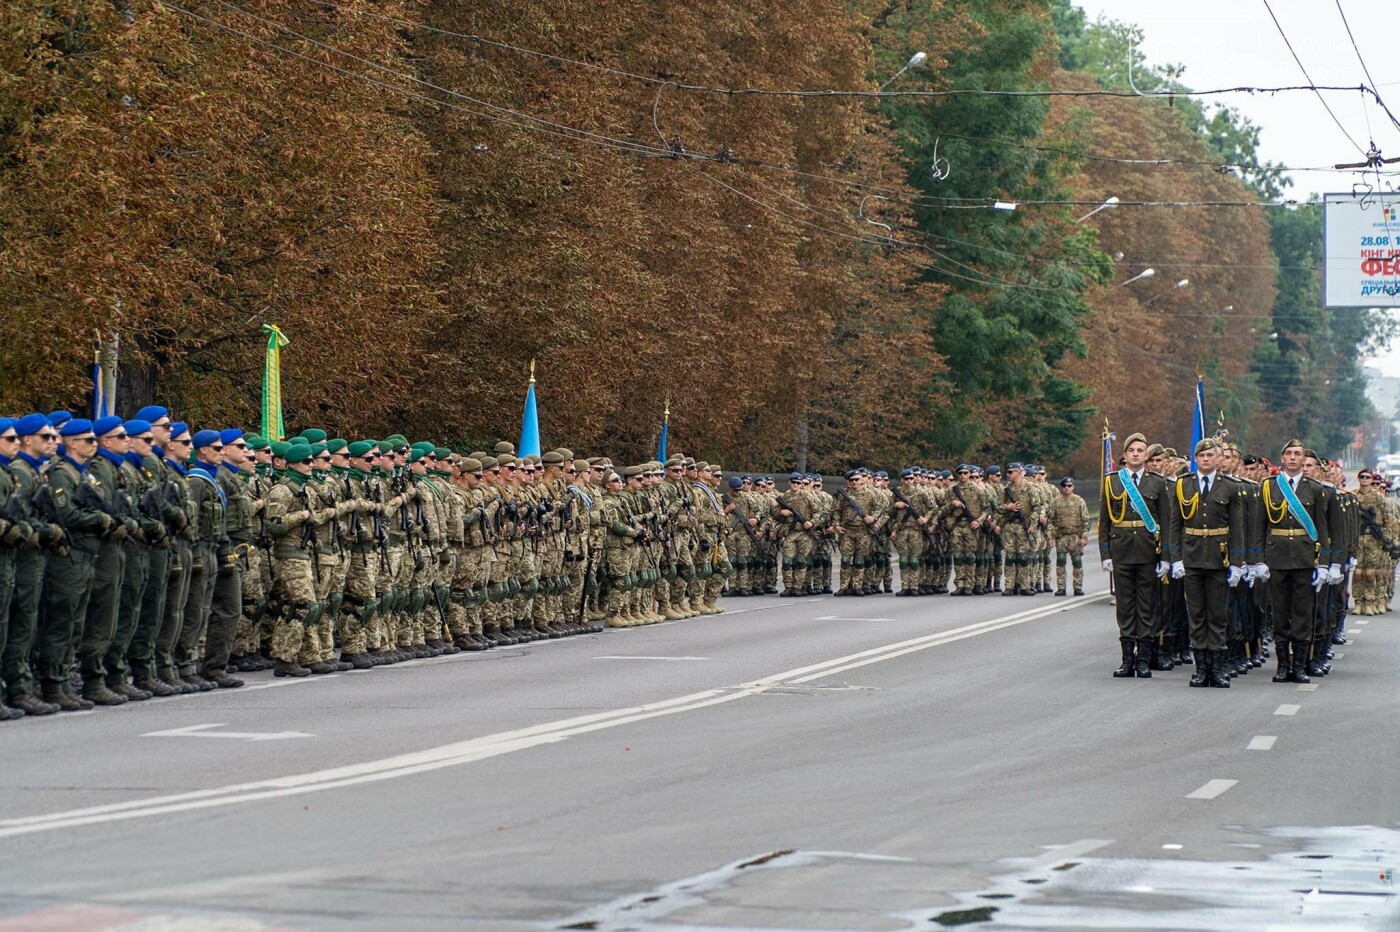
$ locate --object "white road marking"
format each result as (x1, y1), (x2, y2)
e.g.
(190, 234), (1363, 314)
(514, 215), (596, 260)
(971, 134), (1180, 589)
(141, 723), (313, 742)
(1333, 651), (1345, 659)
(812, 616), (895, 622)
(720, 598), (824, 616)
(1275, 704), (1302, 716)
(1248, 735), (1278, 751)
(1186, 779), (1238, 800)
(1024, 838), (1113, 868)
(0, 592), (1110, 839)
(1162, 844), (1183, 850)
(593, 656), (709, 661)
(1296, 684), (1319, 692)
(241, 675), (342, 692)
(1353, 619), (1368, 625)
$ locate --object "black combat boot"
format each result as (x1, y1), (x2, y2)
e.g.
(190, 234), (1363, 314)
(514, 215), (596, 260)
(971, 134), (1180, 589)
(10, 692), (59, 715)
(1113, 638), (1136, 678)
(1208, 650), (1231, 688)
(273, 660), (312, 677)
(1271, 644), (1292, 682)
(1134, 639), (1152, 678)
(1189, 649), (1209, 687)
(1289, 642), (1311, 684)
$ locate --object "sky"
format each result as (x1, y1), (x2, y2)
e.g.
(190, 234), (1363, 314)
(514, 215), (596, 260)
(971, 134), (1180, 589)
(1072, 0), (1400, 375)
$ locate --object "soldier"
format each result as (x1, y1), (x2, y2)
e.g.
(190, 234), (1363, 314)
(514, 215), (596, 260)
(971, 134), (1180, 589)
(153, 422), (199, 694)
(338, 440), (387, 664)
(1352, 469), (1393, 615)
(1302, 450), (1347, 678)
(977, 466), (1002, 593)
(891, 468), (927, 596)
(943, 465), (985, 596)
(774, 473), (816, 597)
(1258, 440), (1332, 684)
(202, 428), (250, 688)
(0, 418), (34, 720)
(76, 416), (137, 705)
(107, 419), (165, 700)
(1099, 432), (1172, 679)
(264, 444), (327, 677)
(1166, 438), (1246, 688)
(39, 418), (109, 710)
(1049, 477), (1089, 596)
(174, 430), (228, 691)
(231, 435), (275, 672)
(3, 415), (62, 715)
(998, 463), (1037, 596)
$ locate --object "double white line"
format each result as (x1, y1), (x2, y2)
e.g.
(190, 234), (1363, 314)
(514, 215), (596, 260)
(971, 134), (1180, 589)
(0, 591), (1105, 839)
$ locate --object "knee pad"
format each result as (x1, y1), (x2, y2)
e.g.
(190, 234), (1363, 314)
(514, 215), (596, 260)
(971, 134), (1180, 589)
(521, 577), (539, 597)
(840, 556), (853, 570)
(361, 598), (379, 627)
(327, 591), (345, 618)
(1071, 554), (1083, 569)
(300, 600), (326, 629)
(506, 577), (522, 597)
(249, 594), (270, 623)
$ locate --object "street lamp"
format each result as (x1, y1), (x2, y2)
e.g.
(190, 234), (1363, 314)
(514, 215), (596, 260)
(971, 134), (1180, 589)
(1076, 196), (1120, 223)
(881, 52), (928, 89)
(1142, 277), (1190, 306)
(1120, 267), (1155, 286)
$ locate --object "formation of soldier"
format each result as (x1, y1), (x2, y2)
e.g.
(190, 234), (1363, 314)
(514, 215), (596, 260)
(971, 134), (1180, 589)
(723, 464), (1090, 600)
(0, 409), (739, 720)
(1100, 433), (1382, 690)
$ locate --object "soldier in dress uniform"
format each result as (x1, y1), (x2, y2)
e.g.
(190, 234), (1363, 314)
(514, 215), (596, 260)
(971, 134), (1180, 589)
(1098, 432), (1172, 679)
(1165, 438), (1246, 688)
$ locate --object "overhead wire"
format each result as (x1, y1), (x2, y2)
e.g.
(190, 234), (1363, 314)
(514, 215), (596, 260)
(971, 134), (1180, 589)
(1261, 0), (1367, 155)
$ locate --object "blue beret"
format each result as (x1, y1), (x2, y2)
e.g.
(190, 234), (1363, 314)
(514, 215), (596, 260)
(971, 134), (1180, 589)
(900, 468), (915, 479)
(843, 469), (859, 480)
(124, 419), (152, 436)
(92, 415), (125, 437)
(1060, 476), (1075, 487)
(134, 406), (168, 423)
(1007, 462), (1023, 471)
(48, 410), (74, 427)
(169, 422), (190, 440)
(941, 470), (952, 478)
(15, 413), (48, 437)
(728, 477), (743, 490)
(0, 418), (15, 436)
(789, 472), (803, 481)
(986, 465), (1001, 475)
(219, 428), (245, 445)
(60, 418), (94, 437)
(874, 470), (889, 478)
(192, 429), (222, 449)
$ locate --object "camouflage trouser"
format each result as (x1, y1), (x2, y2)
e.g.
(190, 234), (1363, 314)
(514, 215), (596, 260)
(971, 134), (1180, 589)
(1031, 525), (1051, 588)
(728, 532), (757, 592)
(1001, 523), (1031, 591)
(1054, 534), (1084, 593)
(705, 540), (730, 606)
(233, 546), (267, 657)
(531, 538), (563, 628)
(448, 547), (490, 640)
(563, 549), (587, 626)
(949, 525), (978, 591)
(407, 545), (440, 645)
(341, 548), (380, 655)
(375, 544), (407, 652)
(299, 551), (343, 664)
(269, 555), (320, 663)
(1354, 537), (1389, 614)
(780, 532), (814, 594)
(837, 528), (873, 591)
(513, 541), (540, 631)
(894, 528), (924, 592)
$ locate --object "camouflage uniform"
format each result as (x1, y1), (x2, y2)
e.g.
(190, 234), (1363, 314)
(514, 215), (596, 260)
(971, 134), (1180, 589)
(1049, 484), (1090, 595)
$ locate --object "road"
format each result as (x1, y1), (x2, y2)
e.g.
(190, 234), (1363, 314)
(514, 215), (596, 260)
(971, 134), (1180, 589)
(0, 564), (1397, 931)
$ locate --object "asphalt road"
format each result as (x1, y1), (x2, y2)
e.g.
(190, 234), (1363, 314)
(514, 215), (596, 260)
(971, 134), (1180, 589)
(1, 564), (1397, 931)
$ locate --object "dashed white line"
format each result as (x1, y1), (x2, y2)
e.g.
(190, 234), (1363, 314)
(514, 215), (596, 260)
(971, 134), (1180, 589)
(1186, 779), (1238, 800)
(1333, 651), (1345, 659)
(1274, 704), (1301, 716)
(1352, 619), (1368, 626)
(241, 675), (342, 691)
(1296, 683), (1318, 692)
(593, 656), (709, 661)
(1247, 735), (1278, 751)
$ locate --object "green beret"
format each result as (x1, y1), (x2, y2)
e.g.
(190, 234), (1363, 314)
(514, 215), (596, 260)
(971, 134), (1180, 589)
(541, 451), (564, 465)
(407, 448), (426, 463)
(1145, 444), (1164, 460)
(299, 428), (327, 444)
(433, 446), (451, 459)
(468, 451), (487, 460)
(326, 438), (348, 454)
(496, 454), (516, 466)
(665, 455), (685, 467)
(494, 441), (515, 455)
(347, 440), (375, 458)
(289, 436), (310, 447)
(479, 455), (498, 469)
(284, 445), (313, 464)
(270, 441), (292, 459)
(460, 457), (482, 471)
(411, 441), (433, 453)
(309, 442), (327, 457)
(1163, 448), (1179, 459)
(384, 433), (406, 445)
(623, 465), (643, 478)
(554, 448), (575, 460)
(695, 461), (709, 471)
(1122, 432), (1147, 449)
(1193, 438), (1217, 455)
(246, 436), (270, 451)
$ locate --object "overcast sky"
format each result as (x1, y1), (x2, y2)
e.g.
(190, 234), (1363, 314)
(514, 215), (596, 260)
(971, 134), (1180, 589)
(1072, 0), (1400, 375)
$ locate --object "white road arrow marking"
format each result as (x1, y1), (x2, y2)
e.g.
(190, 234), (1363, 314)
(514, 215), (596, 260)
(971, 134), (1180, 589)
(141, 723), (313, 742)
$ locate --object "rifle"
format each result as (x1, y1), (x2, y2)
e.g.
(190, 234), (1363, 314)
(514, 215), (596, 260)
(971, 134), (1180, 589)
(2, 490), (34, 548)
(774, 493), (811, 531)
(31, 483), (73, 556)
(722, 492), (760, 543)
(836, 488), (885, 546)
(298, 485), (321, 586)
(891, 486), (934, 539)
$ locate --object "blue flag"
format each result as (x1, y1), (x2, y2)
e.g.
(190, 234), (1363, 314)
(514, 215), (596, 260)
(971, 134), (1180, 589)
(1188, 378), (1206, 473)
(657, 404), (669, 461)
(519, 362), (541, 458)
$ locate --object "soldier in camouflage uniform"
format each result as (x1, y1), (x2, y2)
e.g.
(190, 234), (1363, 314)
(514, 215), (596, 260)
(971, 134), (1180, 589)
(891, 468), (931, 596)
(943, 465), (986, 596)
(1049, 476), (1089, 596)
(230, 435), (274, 671)
(774, 473), (816, 597)
(833, 469), (877, 596)
(264, 444), (326, 677)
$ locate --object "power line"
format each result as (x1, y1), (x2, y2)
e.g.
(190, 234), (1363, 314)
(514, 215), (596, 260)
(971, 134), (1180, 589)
(1334, 0), (1400, 134)
(1261, 0), (1367, 155)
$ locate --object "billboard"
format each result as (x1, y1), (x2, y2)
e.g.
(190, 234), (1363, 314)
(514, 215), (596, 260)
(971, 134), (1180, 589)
(1323, 191), (1400, 309)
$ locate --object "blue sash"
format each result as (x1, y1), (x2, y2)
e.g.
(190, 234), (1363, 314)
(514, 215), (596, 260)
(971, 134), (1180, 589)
(1117, 468), (1159, 534)
(567, 485), (593, 509)
(1275, 475), (1317, 542)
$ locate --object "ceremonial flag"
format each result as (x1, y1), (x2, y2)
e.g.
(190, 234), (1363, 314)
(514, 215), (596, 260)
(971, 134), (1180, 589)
(261, 324), (290, 441)
(92, 337), (106, 419)
(519, 359), (541, 458)
(91, 332), (118, 419)
(1101, 420), (1116, 475)
(1188, 377), (1206, 473)
(657, 400), (670, 462)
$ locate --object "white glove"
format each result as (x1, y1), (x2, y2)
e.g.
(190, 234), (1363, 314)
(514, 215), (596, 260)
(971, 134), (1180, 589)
(1252, 563), (1270, 583)
(1171, 561), (1185, 580)
(1327, 563), (1343, 585)
(1227, 565), (1245, 588)
(1347, 557), (1357, 572)
(1244, 564), (1257, 585)
(1312, 567), (1327, 591)
(1156, 560), (1169, 579)
(1102, 559), (1113, 573)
